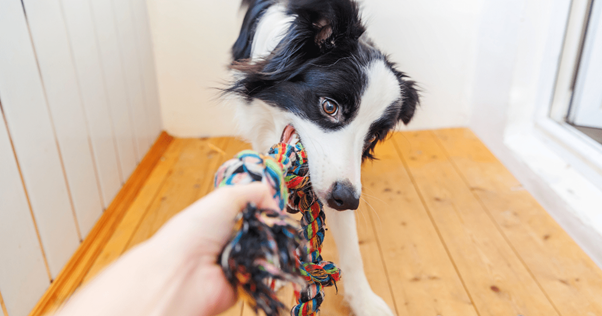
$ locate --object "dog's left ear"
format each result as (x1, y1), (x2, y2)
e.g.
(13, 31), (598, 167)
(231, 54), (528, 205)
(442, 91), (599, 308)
(399, 79), (419, 124)
(389, 66), (420, 125)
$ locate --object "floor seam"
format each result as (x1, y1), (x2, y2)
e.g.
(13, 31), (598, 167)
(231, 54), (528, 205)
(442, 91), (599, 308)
(365, 198), (401, 315)
(392, 132), (482, 316)
(431, 129), (564, 316)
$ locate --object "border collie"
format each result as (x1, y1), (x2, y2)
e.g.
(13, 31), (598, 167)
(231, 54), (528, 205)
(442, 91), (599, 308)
(225, 0), (419, 314)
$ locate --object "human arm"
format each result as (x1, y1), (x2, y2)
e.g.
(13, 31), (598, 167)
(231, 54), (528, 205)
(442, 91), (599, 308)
(54, 182), (279, 316)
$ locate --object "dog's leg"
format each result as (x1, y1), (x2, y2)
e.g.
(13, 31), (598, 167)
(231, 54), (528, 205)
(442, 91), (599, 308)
(325, 207), (395, 316)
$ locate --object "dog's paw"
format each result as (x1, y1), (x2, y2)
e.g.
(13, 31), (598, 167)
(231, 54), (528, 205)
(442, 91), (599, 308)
(346, 291), (395, 316)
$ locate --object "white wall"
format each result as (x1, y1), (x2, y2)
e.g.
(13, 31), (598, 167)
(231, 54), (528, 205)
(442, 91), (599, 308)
(468, 0), (602, 266)
(0, 0), (161, 315)
(147, 0), (241, 138)
(147, 0), (484, 137)
(359, 0), (482, 131)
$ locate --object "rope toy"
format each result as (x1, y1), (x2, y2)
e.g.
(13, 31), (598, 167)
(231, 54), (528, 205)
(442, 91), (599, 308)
(214, 129), (341, 316)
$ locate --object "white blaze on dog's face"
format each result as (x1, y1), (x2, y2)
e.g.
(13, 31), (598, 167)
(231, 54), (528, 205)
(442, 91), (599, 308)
(290, 61), (402, 209)
(227, 0), (419, 211)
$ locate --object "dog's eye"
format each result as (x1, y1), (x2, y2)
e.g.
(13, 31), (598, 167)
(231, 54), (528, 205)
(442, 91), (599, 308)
(321, 98), (338, 116)
(368, 133), (378, 143)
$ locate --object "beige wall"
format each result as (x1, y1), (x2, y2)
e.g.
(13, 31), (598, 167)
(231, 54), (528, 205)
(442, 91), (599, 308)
(147, 0), (483, 137)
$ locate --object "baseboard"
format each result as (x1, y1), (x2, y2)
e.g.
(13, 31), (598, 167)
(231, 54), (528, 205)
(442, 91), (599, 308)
(28, 131), (174, 316)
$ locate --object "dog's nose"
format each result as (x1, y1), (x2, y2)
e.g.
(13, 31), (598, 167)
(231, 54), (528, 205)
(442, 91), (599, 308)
(327, 181), (360, 211)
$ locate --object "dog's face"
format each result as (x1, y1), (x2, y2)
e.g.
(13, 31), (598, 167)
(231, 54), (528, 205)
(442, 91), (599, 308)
(228, 0), (419, 211)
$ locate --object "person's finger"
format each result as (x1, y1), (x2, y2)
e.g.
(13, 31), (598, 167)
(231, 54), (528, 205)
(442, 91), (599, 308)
(160, 182), (281, 248)
(175, 182), (280, 230)
(211, 182), (280, 216)
(227, 182), (280, 211)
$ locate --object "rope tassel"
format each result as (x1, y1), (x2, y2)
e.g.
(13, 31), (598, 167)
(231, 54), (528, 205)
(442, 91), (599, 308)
(215, 139), (341, 316)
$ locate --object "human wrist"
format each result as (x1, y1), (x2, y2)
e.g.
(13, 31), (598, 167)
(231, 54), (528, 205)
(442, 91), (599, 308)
(139, 236), (234, 316)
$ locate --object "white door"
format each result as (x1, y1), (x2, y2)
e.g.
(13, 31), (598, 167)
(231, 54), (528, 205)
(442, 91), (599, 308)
(570, 0), (602, 128)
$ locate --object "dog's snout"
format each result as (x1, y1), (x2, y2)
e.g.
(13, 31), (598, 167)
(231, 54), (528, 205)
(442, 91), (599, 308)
(327, 181), (360, 211)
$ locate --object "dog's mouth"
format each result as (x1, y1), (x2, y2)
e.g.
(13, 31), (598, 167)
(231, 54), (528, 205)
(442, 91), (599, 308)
(280, 124), (299, 145)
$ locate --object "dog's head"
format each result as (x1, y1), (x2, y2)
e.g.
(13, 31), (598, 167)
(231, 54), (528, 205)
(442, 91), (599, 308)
(228, 0), (419, 211)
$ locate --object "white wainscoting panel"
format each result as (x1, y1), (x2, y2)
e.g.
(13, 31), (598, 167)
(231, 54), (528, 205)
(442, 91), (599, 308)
(58, 0), (124, 206)
(0, 0), (81, 280)
(0, 110), (50, 316)
(112, 0), (154, 155)
(131, 0), (163, 139)
(19, 0), (104, 238)
(0, 0), (162, 314)
(89, 0), (140, 178)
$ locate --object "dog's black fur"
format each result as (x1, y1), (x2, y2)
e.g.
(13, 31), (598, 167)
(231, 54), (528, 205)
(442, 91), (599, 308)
(227, 0), (419, 160)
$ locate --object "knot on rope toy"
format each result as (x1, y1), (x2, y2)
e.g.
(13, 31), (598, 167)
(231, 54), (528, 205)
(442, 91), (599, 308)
(214, 130), (341, 316)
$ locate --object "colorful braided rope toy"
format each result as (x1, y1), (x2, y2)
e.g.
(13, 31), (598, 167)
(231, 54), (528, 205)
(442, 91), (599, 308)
(214, 128), (341, 316)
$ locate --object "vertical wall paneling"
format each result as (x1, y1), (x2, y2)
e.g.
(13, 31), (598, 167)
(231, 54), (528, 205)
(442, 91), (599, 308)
(130, 0), (163, 139)
(19, 0), (104, 238)
(111, 0), (154, 155)
(55, 0), (124, 206)
(0, 0), (80, 278)
(88, 0), (139, 178)
(0, 108), (50, 316)
(0, 0), (163, 312)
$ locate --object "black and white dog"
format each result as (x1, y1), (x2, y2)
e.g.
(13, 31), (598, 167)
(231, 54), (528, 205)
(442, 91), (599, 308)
(225, 0), (419, 314)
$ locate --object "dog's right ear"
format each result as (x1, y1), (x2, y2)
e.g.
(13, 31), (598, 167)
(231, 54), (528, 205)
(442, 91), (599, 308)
(289, 0), (365, 54)
(228, 0), (365, 98)
(247, 0), (365, 82)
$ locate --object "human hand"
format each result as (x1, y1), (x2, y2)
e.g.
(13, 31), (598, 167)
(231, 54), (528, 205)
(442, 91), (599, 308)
(148, 182), (280, 316)
(54, 181), (280, 316)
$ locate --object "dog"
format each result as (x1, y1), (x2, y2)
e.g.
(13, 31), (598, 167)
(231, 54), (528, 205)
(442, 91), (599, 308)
(225, 0), (419, 314)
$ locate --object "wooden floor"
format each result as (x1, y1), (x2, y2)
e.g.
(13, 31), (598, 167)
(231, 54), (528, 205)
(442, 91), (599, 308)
(31, 128), (602, 316)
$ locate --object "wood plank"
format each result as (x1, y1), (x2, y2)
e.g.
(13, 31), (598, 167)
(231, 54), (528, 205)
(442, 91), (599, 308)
(82, 139), (186, 283)
(111, 0), (153, 154)
(20, 0), (105, 238)
(218, 300), (243, 316)
(124, 136), (246, 250)
(0, 108), (49, 316)
(1, 290), (7, 316)
(89, 0), (140, 176)
(60, 0), (124, 207)
(240, 286), (294, 316)
(28, 132), (173, 316)
(315, 200), (396, 316)
(0, 0), (81, 278)
(276, 286), (295, 314)
(433, 127), (602, 315)
(393, 131), (559, 316)
(147, 137), (231, 234)
(125, 137), (230, 250)
(360, 138), (478, 316)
